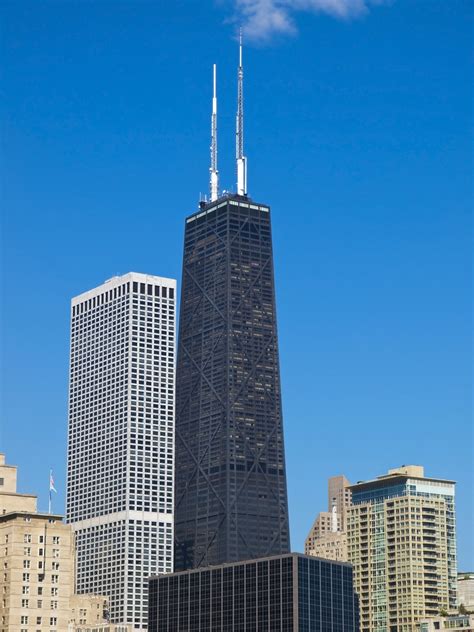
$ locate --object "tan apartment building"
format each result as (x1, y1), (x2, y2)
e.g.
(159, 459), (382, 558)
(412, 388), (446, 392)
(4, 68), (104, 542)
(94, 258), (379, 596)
(0, 454), (108, 632)
(347, 465), (457, 632)
(305, 474), (351, 562)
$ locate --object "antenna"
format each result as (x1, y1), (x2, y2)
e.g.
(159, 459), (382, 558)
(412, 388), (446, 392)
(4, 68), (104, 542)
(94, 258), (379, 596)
(209, 64), (219, 202)
(236, 28), (247, 196)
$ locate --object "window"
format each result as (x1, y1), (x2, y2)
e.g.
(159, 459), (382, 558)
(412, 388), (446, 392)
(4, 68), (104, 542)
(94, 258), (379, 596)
(52, 536), (60, 545)
(24, 534), (32, 543)
(21, 616), (28, 624)
(50, 617), (57, 626)
(21, 599), (29, 607)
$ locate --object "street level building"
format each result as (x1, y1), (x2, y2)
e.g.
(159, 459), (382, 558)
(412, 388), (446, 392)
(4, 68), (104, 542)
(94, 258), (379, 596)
(419, 614), (474, 632)
(458, 573), (474, 610)
(72, 625), (130, 632)
(174, 195), (290, 570)
(148, 553), (359, 632)
(347, 465), (457, 632)
(0, 454), (108, 632)
(65, 273), (176, 630)
(69, 595), (109, 628)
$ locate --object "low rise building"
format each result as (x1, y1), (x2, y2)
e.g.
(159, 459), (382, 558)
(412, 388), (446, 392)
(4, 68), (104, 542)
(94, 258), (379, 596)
(69, 594), (109, 628)
(0, 454), (111, 632)
(72, 625), (129, 632)
(148, 553), (359, 632)
(419, 614), (474, 631)
(458, 573), (474, 610)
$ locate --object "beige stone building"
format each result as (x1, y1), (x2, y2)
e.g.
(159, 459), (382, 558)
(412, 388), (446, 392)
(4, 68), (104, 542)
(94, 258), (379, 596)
(458, 572), (474, 610)
(419, 614), (474, 632)
(328, 474), (352, 530)
(0, 454), (109, 632)
(72, 626), (129, 632)
(307, 530), (348, 563)
(69, 595), (109, 628)
(347, 465), (457, 632)
(305, 474), (351, 562)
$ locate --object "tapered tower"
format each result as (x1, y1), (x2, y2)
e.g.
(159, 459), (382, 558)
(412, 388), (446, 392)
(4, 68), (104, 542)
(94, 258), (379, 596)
(174, 37), (290, 571)
(174, 194), (290, 571)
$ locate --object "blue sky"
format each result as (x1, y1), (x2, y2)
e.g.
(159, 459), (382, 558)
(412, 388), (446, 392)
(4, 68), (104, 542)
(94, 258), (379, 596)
(1, 0), (472, 567)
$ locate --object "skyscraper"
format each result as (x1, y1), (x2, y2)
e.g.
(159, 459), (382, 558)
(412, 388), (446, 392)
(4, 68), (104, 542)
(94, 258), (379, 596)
(174, 37), (290, 570)
(174, 195), (290, 571)
(347, 465), (457, 632)
(66, 272), (176, 630)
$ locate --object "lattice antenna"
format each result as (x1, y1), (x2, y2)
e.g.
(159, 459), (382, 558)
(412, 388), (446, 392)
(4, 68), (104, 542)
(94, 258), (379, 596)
(209, 64), (219, 202)
(236, 28), (247, 196)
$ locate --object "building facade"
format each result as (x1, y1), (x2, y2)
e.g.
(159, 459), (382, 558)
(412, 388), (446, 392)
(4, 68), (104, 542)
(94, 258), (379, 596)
(66, 273), (176, 629)
(0, 454), (108, 632)
(347, 466), (457, 632)
(174, 195), (290, 570)
(307, 531), (348, 564)
(69, 594), (109, 629)
(329, 475), (352, 531)
(305, 475), (351, 562)
(148, 553), (359, 632)
(0, 511), (74, 632)
(419, 614), (474, 632)
(458, 573), (474, 610)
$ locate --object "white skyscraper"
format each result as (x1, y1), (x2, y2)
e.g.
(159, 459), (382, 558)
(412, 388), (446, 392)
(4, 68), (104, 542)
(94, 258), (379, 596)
(66, 272), (175, 630)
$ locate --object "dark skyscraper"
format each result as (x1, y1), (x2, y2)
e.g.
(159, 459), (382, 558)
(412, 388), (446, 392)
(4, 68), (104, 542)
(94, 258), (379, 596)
(174, 194), (290, 570)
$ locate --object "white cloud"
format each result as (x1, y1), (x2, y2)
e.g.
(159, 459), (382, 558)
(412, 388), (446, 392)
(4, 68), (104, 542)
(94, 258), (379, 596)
(234, 0), (387, 42)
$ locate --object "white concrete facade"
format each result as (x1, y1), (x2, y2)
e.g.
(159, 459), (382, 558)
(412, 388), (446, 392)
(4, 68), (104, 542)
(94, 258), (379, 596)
(66, 273), (176, 630)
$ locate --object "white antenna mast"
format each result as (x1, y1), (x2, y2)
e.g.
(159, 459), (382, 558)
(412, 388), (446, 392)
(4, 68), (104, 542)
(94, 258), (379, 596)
(210, 64), (219, 202)
(236, 28), (247, 196)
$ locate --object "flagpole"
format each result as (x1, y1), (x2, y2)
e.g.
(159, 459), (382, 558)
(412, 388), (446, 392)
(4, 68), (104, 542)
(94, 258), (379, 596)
(49, 470), (52, 514)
